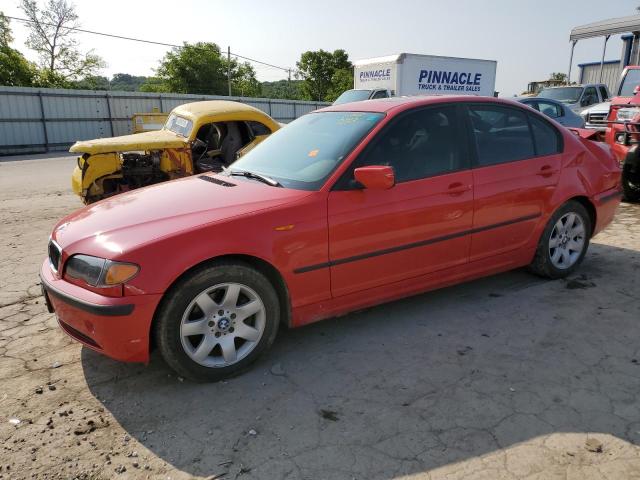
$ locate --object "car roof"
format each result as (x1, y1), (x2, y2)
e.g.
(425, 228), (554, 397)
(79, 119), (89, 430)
(173, 100), (264, 117)
(317, 95), (523, 114)
(171, 100), (280, 132)
(541, 84), (604, 89)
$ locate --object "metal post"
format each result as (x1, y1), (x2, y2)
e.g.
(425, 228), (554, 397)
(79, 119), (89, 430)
(158, 95), (164, 112)
(227, 46), (232, 97)
(599, 35), (611, 82)
(105, 93), (114, 137)
(567, 40), (577, 85)
(37, 91), (49, 152)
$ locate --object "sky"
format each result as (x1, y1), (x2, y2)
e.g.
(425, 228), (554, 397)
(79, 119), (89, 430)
(1, 0), (639, 96)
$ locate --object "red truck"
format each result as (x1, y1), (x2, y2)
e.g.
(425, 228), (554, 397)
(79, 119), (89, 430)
(605, 65), (640, 201)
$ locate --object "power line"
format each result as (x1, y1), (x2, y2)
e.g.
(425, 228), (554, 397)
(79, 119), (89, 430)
(6, 15), (297, 74)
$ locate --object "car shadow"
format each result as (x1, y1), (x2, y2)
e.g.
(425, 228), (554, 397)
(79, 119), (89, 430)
(81, 241), (640, 479)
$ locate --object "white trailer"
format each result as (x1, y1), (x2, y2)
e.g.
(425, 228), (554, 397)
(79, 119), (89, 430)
(334, 53), (498, 104)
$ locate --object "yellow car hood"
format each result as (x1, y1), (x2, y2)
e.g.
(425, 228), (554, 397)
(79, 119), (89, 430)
(69, 129), (188, 155)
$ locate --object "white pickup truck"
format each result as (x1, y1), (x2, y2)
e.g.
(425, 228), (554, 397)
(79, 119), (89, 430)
(537, 83), (610, 113)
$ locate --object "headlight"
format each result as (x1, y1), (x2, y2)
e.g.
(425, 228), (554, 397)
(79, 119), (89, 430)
(616, 108), (640, 122)
(65, 255), (139, 287)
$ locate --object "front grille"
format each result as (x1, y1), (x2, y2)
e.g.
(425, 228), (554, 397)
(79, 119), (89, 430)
(48, 239), (62, 272)
(587, 112), (608, 126)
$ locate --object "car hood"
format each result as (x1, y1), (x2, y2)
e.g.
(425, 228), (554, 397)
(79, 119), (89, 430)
(69, 129), (188, 155)
(52, 173), (311, 256)
(580, 101), (611, 116)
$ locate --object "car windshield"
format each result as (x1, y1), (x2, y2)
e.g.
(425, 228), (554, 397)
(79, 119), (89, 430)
(537, 87), (583, 104)
(229, 111), (384, 190)
(164, 113), (193, 137)
(619, 69), (640, 97)
(333, 90), (373, 105)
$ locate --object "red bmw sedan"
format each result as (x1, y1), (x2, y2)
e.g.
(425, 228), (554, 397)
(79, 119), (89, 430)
(41, 96), (622, 381)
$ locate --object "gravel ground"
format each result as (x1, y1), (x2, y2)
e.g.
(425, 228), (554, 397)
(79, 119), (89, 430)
(1, 154), (639, 480)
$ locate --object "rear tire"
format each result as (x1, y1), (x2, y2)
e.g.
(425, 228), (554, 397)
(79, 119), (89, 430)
(528, 200), (591, 279)
(155, 261), (280, 382)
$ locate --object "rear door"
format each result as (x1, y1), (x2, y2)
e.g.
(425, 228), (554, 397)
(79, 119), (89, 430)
(464, 103), (563, 262)
(327, 105), (474, 297)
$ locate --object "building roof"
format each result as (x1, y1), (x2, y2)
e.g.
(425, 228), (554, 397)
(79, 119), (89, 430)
(570, 15), (640, 41)
(578, 60), (621, 68)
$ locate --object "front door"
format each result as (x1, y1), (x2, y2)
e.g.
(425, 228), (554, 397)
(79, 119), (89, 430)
(327, 105), (474, 297)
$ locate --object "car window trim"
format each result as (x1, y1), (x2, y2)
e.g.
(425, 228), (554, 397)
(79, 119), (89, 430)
(462, 103), (563, 169)
(331, 102), (471, 191)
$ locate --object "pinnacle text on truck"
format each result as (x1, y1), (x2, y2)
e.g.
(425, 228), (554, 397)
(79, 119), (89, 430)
(333, 53), (498, 105)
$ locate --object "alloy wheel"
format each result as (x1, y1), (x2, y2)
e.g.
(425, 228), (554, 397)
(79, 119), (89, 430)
(548, 212), (586, 269)
(179, 283), (266, 367)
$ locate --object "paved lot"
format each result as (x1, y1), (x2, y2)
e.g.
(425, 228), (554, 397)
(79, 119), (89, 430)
(1, 155), (639, 480)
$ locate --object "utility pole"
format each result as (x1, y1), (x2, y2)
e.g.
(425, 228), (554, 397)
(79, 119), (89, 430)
(227, 46), (232, 96)
(287, 68), (291, 98)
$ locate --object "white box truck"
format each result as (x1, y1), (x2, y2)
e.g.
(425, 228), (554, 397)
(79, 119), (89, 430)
(333, 53), (498, 105)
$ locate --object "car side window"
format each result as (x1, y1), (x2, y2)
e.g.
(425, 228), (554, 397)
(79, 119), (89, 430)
(247, 121), (271, 136)
(598, 86), (609, 101)
(582, 87), (598, 106)
(348, 106), (465, 184)
(466, 105), (535, 166)
(537, 101), (561, 119)
(528, 114), (562, 156)
(371, 90), (389, 99)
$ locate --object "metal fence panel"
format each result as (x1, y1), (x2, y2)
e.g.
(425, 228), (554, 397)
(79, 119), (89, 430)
(0, 86), (329, 155)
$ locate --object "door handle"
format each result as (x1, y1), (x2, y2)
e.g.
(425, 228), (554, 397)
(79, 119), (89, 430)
(447, 182), (471, 195)
(537, 165), (559, 177)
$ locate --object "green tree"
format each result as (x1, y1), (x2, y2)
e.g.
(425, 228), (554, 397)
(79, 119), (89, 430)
(139, 76), (170, 93)
(230, 61), (261, 97)
(109, 73), (148, 92)
(0, 12), (37, 87)
(296, 49), (352, 101)
(549, 72), (567, 83)
(261, 79), (304, 100)
(72, 75), (110, 90)
(20, 0), (105, 83)
(152, 42), (261, 97)
(326, 68), (354, 102)
(154, 42), (228, 95)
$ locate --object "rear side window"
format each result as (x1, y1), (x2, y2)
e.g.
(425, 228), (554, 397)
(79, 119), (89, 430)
(371, 90), (389, 99)
(467, 105), (535, 166)
(529, 114), (562, 156)
(537, 101), (562, 119)
(247, 121), (271, 136)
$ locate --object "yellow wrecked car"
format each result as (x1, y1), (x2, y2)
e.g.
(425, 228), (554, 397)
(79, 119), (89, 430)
(70, 100), (280, 203)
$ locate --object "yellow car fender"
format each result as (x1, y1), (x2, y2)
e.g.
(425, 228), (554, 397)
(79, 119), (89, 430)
(72, 153), (120, 200)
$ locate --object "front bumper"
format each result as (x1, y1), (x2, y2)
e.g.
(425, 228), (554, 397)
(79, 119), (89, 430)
(40, 260), (162, 363)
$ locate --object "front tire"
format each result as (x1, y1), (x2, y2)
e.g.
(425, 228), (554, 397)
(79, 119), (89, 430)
(155, 261), (280, 382)
(529, 200), (591, 279)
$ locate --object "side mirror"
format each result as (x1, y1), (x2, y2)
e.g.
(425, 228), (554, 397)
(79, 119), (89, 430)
(354, 165), (395, 190)
(634, 84), (640, 95)
(580, 97), (590, 107)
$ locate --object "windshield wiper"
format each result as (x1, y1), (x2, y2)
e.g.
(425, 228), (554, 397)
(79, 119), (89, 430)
(229, 169), (282, 187)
